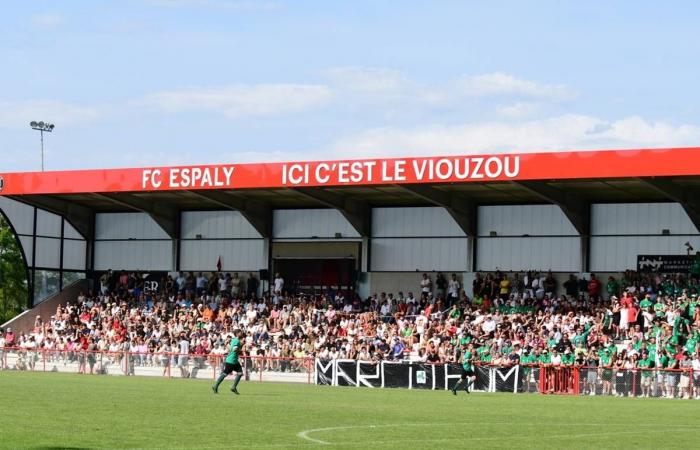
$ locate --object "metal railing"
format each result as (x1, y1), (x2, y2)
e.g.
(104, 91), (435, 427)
(0, 346), (314, 384)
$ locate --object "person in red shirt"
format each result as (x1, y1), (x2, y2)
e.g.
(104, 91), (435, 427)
(588, 274), (601, 300)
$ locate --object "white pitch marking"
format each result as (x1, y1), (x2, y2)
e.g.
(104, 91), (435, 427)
(295, 423), (695, 446)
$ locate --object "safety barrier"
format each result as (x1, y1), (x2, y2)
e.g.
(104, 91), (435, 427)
(2, 347), (696, 399)
(0, 347), (314, 384)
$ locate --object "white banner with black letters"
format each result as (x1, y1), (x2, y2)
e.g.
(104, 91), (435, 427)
(314, 359), (522, 393)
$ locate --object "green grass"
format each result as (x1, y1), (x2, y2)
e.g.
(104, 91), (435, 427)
(1, 372), (699, 450)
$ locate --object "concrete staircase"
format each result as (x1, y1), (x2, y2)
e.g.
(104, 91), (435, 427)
(1, 279), (89, 334)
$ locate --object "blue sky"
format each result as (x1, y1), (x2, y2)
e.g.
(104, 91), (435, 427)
(2, 1), (700, 171)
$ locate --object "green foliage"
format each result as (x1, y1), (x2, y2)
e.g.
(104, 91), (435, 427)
(0, 215), (28, 323)
(1, 372), (700, 449)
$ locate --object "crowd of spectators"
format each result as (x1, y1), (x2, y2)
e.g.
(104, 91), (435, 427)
(2, 265), (700, 398)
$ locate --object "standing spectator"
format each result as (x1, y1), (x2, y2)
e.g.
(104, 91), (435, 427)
(247, 272), (259, 299)
(588, 274), (601, 301)
(420, 273), (432, 300)
(448, 274), (460, 307)
(230, 273), (242, 298)
(499, 275), (511, 303)
(274, 273), (285, 295)
(196, 272), (208, 297)
(544, 272), (557, 297)
(564, 274), (579, 298)
(178, 333), (190, 378)
(436, 272), (447, 299)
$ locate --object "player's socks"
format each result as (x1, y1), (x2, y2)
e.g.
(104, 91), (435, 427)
(452, 380), (462, 394)
(213, 372), (226, 393)
(231, 373), (242, 394)
(465, 379), (473, 393)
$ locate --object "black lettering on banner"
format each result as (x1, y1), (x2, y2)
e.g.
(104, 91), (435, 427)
(315, 359), (497, 392)
(335, 360), (357, 386)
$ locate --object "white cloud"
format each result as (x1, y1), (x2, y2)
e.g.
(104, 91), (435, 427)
(30, 14), (64, 28)
(458, 72), (577, 102)
(0, 100), (102, 129)
(142, 84), (331, 118)
(331, 115), (700, 158)
(325, 67), (410, 95)
(497, 102), (541, 118)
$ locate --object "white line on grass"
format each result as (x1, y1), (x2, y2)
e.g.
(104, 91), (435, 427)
(295, 423), (694, 446)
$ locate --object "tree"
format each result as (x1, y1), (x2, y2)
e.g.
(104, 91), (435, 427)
(0, 215), (29, 323)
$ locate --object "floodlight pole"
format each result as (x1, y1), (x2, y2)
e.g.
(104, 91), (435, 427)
(30, 121), (54, 172)
(40, 129), (44, 172)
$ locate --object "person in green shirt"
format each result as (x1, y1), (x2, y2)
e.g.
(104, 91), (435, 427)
(637, 353), (654, 398)
(452, 344), (476, 395)
(519, 349), (537, 392)
(639, 294), (653, 310)
(561, 349), (575, 366)
(212, 329), (245, 394)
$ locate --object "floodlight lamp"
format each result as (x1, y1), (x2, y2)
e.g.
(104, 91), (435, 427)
(38, 121), (45, 128)
(30, 121), (37, 127)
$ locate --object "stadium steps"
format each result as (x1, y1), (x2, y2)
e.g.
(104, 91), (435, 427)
(1, 279), (89, 334)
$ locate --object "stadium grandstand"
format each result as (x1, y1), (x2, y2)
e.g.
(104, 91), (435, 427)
(1, 146), (700, 398)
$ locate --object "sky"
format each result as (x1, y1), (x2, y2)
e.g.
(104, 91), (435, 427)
(2, 1), (700, 171)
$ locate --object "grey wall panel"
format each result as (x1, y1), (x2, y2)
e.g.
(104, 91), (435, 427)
(372, 207), (465, 237)
(478, 205), (578, 236)
(476, 237), (580, 272)
(36, 209), (62, 237)
(96, 213), (170, 240)
(63, 220), (84, 240)
(94, 241), (173, 271)
(0, 197), (35, 235)
(34, 237), (61, 268)
(273, 209), (361, 239)
(19, 235), (33, 266)
(370, 237), (468, 271)
(272, 242), (359, 259)
(180, 240), (265, 271)
(590, 236), (700, 272)
(181, 211), (261, 239)
(592, 203), (699, 235)
(63, 240), (87, 271)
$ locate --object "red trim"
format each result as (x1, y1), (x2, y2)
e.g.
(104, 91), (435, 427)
(1, 147), (699, 195)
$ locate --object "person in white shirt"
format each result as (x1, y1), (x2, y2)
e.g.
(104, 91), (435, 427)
(420, 273), (432, 298)
(550, 349), (562, 366)
(448, 274), (460, 306)
(273, 273), (284, 294)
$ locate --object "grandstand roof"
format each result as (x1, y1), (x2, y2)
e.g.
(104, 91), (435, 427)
(2, 147), (700, 238)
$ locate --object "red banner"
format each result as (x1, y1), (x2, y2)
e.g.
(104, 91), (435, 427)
(0, 147), (698, 195)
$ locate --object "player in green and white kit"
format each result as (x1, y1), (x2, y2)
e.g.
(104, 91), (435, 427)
(452, 344), (477, 395)
(212, 329), (245, 395)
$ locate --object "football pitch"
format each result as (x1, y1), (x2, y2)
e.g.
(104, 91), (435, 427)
(1, 372), (699, 449)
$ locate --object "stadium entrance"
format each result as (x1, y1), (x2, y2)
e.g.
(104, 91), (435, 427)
(271, 241), (359, 295)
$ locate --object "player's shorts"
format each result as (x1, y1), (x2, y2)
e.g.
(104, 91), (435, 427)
(223, 361), (243, 374)
(641, 375), (652, 387)
(178, 356), (188, 367)
(460, 367), (475, 379)
(679, 375), (690, 388)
